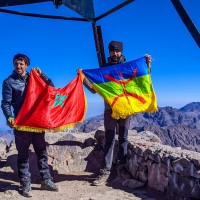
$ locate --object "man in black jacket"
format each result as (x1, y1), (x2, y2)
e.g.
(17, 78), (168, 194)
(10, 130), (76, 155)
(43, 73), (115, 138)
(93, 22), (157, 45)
(78, 41), (151, 186)
(90, 41), (130, 186)
(1, 53), (59, 197)
(91, 41), (151, 186)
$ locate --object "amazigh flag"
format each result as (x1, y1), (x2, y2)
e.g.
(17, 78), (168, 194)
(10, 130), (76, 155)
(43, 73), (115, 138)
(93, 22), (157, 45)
(82, 56), (158, 119)
(14, 69), (87, 132)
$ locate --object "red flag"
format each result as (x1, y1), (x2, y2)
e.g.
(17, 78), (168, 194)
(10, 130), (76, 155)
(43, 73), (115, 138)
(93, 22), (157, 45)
(14, 69), (87, 132)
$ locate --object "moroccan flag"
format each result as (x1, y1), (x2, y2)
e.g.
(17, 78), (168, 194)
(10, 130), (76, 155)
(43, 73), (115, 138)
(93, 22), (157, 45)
(14, 69), (87, 132)
(82, 56), (158, 119)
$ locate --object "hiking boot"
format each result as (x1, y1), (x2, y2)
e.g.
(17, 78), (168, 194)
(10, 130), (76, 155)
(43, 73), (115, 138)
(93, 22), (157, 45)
(41, 179), (59, 191)
(92, 169), (110, 186)
(21, 183), (33, 198)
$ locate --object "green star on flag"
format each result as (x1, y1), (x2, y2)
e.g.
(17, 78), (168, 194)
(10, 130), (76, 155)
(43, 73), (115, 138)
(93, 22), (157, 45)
(53, 94), (67, 108)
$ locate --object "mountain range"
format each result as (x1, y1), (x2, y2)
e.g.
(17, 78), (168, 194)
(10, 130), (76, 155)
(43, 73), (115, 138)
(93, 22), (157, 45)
(78, 102), (200, 152)
(1, 102), (200, 152)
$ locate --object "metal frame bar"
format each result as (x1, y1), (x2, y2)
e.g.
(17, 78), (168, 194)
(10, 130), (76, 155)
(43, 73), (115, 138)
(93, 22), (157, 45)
(92, 23), (106, 67)
(0, 0), (50, 7)
(94, 0), (135, 22)
(0, 8), (89, 21)
(171, 0), (200, 48)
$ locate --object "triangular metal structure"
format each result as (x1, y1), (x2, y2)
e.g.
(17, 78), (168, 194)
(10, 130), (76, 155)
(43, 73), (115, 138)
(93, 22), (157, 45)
(0, 0), (136, 66)
(0, 0), (199, 67)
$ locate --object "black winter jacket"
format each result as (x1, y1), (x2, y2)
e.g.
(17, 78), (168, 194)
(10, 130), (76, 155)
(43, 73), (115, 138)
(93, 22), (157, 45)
(1, 70), (54, 120)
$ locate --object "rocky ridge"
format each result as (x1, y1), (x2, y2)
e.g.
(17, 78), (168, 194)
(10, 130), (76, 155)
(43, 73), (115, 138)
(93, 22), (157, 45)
(79, 102), (200, 152)
(1, 127), (200, 199)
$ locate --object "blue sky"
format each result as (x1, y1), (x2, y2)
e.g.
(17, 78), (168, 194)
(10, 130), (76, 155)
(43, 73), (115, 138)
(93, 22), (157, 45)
(0, 0), (199, 130)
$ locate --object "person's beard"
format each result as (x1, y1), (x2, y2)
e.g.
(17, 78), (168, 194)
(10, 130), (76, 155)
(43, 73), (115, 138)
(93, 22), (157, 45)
(110, 55), (121, 63)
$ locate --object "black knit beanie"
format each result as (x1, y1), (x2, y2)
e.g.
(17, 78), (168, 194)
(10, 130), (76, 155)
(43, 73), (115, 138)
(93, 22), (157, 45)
(108, 41), (123, 52)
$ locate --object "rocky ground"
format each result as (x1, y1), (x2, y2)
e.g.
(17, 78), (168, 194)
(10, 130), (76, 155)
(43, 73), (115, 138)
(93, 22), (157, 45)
(0, 130), (172, 200)
(0, 170), (171, 200)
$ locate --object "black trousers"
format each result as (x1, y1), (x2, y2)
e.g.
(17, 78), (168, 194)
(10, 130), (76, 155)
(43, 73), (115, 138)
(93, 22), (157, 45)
(103, 109), (130, 171)
(14, 130), (52, 185)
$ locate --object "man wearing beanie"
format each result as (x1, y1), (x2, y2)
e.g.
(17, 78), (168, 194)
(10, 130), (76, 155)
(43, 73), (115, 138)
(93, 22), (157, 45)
(91, 41), (152, 186)
(78, 40), (151, 186)
(107, 41), (125, 64)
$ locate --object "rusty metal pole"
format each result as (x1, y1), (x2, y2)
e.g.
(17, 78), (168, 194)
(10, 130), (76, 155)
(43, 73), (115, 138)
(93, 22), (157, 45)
(92, 23), (106, 67)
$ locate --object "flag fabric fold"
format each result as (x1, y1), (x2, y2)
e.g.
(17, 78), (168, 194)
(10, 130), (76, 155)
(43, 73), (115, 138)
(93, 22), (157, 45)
(14, 69), (87, 132)
(82, 56), (158, 119)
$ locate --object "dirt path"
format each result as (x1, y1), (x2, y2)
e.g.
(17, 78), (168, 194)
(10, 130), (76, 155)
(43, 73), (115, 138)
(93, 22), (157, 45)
(0, 170), (171, 200)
